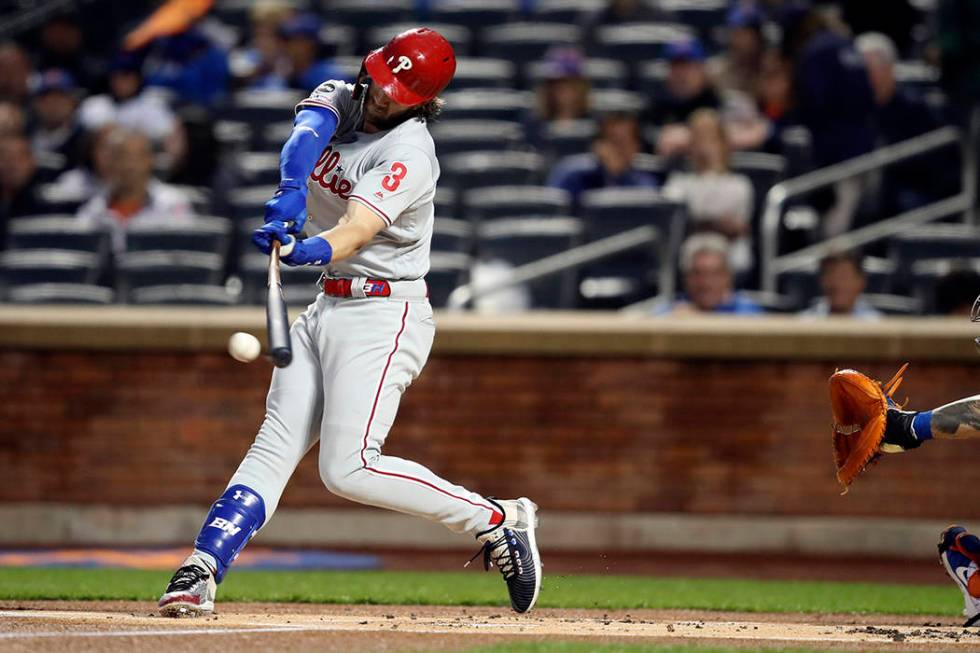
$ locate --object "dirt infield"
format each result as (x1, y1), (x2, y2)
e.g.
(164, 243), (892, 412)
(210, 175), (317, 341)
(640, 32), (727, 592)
(2, 601), (980, 652)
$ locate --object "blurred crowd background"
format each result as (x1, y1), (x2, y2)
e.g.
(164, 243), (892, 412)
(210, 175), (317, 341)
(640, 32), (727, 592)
(1, 0), (979, 316)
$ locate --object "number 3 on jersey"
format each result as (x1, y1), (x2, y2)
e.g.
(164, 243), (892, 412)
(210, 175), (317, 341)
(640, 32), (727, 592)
(382, 162), (407, 191)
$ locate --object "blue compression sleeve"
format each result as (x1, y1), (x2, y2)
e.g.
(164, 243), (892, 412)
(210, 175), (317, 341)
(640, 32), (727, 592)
(912, 410), (934, 441)
(279, 107), (338, 189)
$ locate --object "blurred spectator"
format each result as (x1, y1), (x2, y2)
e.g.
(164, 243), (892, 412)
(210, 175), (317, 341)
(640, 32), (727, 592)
(756, 48), (798, 145)
(536, 48), (591, 124)
(230, 2), (296, 88)
(275, 13), (344, 93)
(142, 29), (230, 107)
(663, 109), (754, 273)
(30, 69), (85, 173)
(936, 0), (980, 124)
(76, 129), (193, 251)
(0, 135), (45, 242)
(709, 3), (766, 98)
(856, 32), (958, 219)
(782, 7), (876, 237)
(801, 252), (881, 319)
(653, 233), (763, 315)
(0, 100), (26, 138)
(0, 42), (33, 104)
(53, 125), (118, 201)
(935, 268), (980, 315)
(79, 52), (177, 143)
(34, 13), (106, 91)
(547, 112), (658, 207)
(650, 38), (721, 156)
(163, 106), (220, 188)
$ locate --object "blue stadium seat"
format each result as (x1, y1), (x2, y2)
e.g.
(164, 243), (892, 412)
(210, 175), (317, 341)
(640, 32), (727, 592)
(890, 225), (980, 267)
(430, 120), (525, 156)
(526, 57), (628, 90)
(7, 217), (111, 258)
(635, 60), (669, 100)
(476, 216), (583, 308)
(540, 120), (596, 161)
(427, 252), (473, 308)
(482, 23), (582, 66)
(450, 58), (517, 90)
(129, 284), (239, 306)
(593, 23), (693, 66)
(125, 218), (233, 257)
(0, 249), (103, 287)
(7, 282), (115, 304)
(439, 89), (534, 122)
(432, 217), (474, 253)
(116, 251), (225, 299)
(226, 89), (304, 125)
(463, 185), (572, 221)
(590, 89), (646, 114)
(658, 0), (728, 46)
(441, 151), (546, 191)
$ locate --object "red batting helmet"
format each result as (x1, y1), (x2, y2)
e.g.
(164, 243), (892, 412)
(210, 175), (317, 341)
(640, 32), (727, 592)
(362, 27), (456, 107)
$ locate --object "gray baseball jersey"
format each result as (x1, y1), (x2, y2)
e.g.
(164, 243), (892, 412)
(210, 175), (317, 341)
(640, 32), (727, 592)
(297, 81), (438, 281)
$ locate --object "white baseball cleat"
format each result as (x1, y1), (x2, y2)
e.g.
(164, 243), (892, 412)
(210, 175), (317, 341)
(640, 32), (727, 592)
(471, 497), (542, 613)
(158, 554), (217, 618)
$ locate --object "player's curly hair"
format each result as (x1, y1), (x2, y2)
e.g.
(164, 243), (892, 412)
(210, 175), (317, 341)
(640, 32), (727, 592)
(413, 97), (445, 122)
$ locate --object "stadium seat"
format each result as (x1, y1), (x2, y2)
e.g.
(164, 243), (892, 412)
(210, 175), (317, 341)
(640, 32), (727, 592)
(476, 216), (583, 308)
(890, 224), (980, 269)
(430, 120), (525, 156)
(526, 57), (628, 90)
(432, 217), (474, 253)
(540, 120), (596, 161)
(260, 122), (295, 153)
(6, 282), (115, 304)
(579, 187), (684, 243)
(320, 24), (358, 58)
(631, 153), (669, 181)
(226, 89), (304, 125)
(170, 185), (215, 215)
(532, 0), (606, 23)
(320, 0), (414, 47)
(482, 23), (582, 66)
(129, 284), (239, 306)
(439, 89), (534, 122)
(36, 184), (88, 214)
(910, 258), (980, 313)
(367, 23), (472, 55)
(636, 60), (670, 100)
(238, 252), (324, 306)
(426, 252), (472, 308)
(331, 56), (364, 83)
(463, 185), (572, 221)
(435, 187), (457, 217)
(730, 152), (786, 217)
(0, 249), (103, 286)
(441, 151), (546, 192)
(7, 217), (111, 257)
(237, 152), (281, 187)
(230, 187), (274, 220)
(429, 0), (520, 32)
(590, 89), (646, 114)
(126, 218), (233, 257)
(778, 256), (894, 310)
(594, 23), (693, 66)
(450, 58), (517, 90)
(861, 293), (922, 315)
(116, 251), (225, 298)
(894, 60), (941, 94)
(657, 0), (728, 46)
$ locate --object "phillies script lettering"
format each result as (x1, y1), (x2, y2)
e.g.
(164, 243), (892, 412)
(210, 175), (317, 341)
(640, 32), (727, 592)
(311, 146), (353, 199)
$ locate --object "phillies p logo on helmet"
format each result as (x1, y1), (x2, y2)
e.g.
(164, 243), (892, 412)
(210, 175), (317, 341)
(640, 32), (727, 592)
(362, 28), (456, 107)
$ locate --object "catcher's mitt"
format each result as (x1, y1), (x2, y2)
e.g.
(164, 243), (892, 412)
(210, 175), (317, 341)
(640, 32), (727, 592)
(829, 363), (909, 493)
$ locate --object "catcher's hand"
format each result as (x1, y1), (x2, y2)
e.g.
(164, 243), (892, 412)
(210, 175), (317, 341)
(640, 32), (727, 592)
(829, 363), (909, 493)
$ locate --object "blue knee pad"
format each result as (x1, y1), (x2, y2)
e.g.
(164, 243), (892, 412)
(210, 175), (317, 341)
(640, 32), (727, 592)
(194, 484), (266, 583)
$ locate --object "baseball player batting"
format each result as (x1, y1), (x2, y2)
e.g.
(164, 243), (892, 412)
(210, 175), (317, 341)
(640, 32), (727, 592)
(158, 27), (541, 616)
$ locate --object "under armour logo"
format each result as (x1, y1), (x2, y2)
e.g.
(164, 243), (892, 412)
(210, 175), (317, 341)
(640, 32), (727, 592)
(388, 55), (413, 74)
(233, 490), (243, 500)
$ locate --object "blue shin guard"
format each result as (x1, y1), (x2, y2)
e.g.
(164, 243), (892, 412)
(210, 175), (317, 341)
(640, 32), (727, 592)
(193, 485), (266, 583)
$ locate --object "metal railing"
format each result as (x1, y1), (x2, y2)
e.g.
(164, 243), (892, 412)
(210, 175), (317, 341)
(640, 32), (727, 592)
(446, 225), (659, 310)
(760, 125), (973, 292)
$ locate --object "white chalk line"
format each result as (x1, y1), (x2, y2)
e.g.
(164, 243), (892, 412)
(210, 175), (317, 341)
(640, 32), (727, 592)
(2, 609), (979, 646)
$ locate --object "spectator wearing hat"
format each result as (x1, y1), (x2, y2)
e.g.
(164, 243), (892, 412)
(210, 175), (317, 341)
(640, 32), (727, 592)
(800, 252), (881, 319)
(525, 47), (592, 147)
(79, 52), (177, 143)
(709, 3), (766, 99)
(855, 32), (958, 220)
(30, 69), (85, 174)
(547, 111), (658, 208)
(76, 129), (193, 252)
(653, 233), (763, 315)
(649, 38), (722, 157)
(34, 13), (106, 92)
(277, 13), (345, 93)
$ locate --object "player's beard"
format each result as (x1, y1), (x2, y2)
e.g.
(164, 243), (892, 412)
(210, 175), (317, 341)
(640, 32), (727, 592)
(361, 87), (415, 132)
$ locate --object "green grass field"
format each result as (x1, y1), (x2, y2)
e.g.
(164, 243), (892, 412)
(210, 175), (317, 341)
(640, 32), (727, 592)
(0, 568), (962, 616)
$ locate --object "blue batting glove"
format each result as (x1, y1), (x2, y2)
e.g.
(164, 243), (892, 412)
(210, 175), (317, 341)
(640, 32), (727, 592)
(264, 184), (308, 234)
(280, 236), (333, 267)
(251, 220), (295, 255)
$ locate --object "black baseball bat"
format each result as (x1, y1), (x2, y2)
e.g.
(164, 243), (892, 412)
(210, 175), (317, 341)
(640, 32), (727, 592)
(266, 241), (292, 368)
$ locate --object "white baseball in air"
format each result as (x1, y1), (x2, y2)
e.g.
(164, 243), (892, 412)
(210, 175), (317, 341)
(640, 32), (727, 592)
(228, 332), (262, 363)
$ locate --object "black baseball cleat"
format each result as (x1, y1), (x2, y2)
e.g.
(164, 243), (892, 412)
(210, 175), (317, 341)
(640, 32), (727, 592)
(158, 555), (217, 617)
(469, 497), (542, 613)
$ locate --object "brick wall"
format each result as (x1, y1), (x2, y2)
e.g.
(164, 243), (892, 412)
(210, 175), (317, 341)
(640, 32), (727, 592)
(2, 350), (979, 520)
